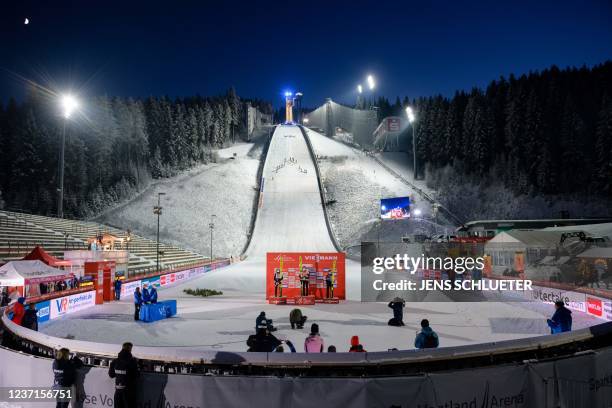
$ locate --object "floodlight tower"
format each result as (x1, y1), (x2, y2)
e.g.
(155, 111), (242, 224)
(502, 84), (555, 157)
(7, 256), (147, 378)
(57, 94), (80, 218)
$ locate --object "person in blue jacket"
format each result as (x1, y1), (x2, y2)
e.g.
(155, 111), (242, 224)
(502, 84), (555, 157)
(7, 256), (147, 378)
(149, 286), (158, 304)
(547, 300), (572, 334)
(414, 319), (439, 349)
(133, 287), (143, 321)
(142, 285), (151, 304)
(114, 277), (122, 301)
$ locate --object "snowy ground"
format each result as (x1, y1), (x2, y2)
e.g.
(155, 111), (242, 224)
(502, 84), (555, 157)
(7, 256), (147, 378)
(97, 141), (262, 258)
(39, 125), (605, 353)
(39, 281), (602, 352)
(305, 128), (453, 249)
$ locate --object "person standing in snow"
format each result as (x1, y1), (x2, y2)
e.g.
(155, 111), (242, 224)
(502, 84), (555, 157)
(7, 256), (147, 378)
(11, 297), (26, 326)
(108, 342), (139, 408)
(133, 287), (143, 321)
(387, 297), (405, 326)
(114, 277), (122, 301)
(22, 303), (38, 331)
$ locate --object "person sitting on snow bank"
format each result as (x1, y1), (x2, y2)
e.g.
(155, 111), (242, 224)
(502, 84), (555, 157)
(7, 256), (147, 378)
(414, 319), (439, 349)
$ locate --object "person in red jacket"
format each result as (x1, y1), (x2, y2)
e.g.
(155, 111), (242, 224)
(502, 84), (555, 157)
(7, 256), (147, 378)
(349, 335), (366, 352)
(11, 297), (26, 326)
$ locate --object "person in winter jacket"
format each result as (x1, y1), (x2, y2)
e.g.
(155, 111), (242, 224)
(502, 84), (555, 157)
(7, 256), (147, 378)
(142, 285), (151, 304)
(133, 287), (143, 321)
(114, 277), (122, 301)
(349, 335), (366, 352)
(414, 319), (439, 349)
(11, 297), (25, 326)
(547, 300), (572, 334)
(53, 348), (78, 408)
(22, 303), (38, 331)
(246, 328), (282, 352)
(304, 323), (324, 352)
(387, 297), (405, 326)
(255, 311), (275, 332)
(149, 286), (158, 304)
(109, 342), (139, 408)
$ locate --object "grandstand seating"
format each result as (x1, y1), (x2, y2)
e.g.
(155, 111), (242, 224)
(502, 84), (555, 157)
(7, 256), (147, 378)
(0, 210), (209, 275)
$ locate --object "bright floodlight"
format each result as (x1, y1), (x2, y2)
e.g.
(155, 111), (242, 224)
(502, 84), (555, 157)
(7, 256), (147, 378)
(413, 208), (422, 216)
(303, 117), (309, 124)
(284, 91), (292, 97)
(61, 94), (79, 119)
(357, 84), (363, 94)
(405, 106), (416, 123)
(367, 75), (375, 90)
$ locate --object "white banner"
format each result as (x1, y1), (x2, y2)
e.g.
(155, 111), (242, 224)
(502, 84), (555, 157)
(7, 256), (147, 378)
(527, 285), (587, 313)
(1, 345), (611, 407)
(49, 291), (96, 319)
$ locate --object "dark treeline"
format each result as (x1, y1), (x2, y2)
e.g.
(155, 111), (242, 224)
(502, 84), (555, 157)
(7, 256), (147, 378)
(0, 88), (252, 218)
(373, 62), (612, 219)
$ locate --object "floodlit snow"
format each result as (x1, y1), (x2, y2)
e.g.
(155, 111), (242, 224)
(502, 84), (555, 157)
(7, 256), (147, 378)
(98, 142), (261, 258)
(305, 128), (453, 248)
(39, 125), (605, 352)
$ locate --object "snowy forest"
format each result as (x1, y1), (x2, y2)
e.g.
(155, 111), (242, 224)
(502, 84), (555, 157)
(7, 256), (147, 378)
(0, 88), (254, 217)
(374, 62), (612, 219)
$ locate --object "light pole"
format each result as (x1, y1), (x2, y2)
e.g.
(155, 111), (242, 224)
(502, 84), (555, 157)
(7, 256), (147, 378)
(367, 74), (376, 110)
(154, 192), (166, 272)
(295, 92), (303, 124)
(357, 84), (363, 109)
(57, 94), (79, 218)
(209, 214), (216, 262)
(406, 106), (417, 179)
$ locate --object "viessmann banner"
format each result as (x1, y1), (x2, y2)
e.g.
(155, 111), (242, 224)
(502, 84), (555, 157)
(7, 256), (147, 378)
(266, 252), (346, 299)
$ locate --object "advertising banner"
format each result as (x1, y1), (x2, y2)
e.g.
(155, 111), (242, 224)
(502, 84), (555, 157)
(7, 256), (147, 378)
(266, 252), (345, 300)
(2, 345), (612, 408)
(380, 197), (411, 219)
(527, 285), (587, 313)
(49, 290), (96, 319)
(120, 279), (142, 298)
(586, 295), (612, 320)
(35, 299), (50, 323)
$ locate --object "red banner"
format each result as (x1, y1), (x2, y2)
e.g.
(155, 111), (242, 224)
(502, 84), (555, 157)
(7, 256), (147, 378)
(266, 252), (345, 300)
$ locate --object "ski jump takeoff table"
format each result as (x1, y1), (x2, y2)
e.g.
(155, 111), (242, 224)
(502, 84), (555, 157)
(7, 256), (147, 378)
(139, 300), (177, 322)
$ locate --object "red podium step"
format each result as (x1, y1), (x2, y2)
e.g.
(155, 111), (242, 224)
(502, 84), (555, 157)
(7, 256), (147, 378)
(268, 297), (287, 305)
(316, 297), (340, 304)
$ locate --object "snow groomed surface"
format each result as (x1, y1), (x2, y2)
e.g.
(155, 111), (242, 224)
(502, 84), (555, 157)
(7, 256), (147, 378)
(38, 125), (605, 352)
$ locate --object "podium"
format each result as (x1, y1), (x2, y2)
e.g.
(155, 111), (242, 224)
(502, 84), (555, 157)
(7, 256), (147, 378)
(139, 300), (177, 322)
(316, 298), (340, 304)
(268, 297), (287, 305)
(268, 296), (317, 305)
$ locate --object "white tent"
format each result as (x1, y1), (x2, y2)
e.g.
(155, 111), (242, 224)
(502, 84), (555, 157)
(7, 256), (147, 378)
(0, 260), (73, 287)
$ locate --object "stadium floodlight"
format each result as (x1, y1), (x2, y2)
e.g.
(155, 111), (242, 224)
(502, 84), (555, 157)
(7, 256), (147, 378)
(357, 84), (363, 94)
(61, 94), (79, 119)
(303, 117), (309, 124)
(284, 91), (293, 97)
(413, 208), (422, 217)
(405, 106), (416, 123)
(367, 75), (375, 90)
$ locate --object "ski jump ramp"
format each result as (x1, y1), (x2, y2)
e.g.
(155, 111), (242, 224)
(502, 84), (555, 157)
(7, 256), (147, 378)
(174, 124), (361, 297)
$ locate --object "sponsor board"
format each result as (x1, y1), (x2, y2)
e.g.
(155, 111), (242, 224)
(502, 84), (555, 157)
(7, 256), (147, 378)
(35, 300), (50, 323)
(50, 291), (96, 319)
(586, 295), (612, 320)
(527, 285), (587, 312)
(120, 279), (142, 298)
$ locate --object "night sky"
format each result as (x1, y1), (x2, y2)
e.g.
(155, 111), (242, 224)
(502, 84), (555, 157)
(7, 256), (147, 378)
(1, 0), (611, 106)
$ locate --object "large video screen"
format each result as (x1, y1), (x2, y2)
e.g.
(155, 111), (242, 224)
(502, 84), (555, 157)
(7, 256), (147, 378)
(380, 196), (411, 219)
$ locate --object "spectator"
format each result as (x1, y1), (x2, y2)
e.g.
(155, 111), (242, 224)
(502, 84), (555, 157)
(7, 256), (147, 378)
(327, 345), (337, 352)
(246, 328), (282, 352)
(109, 342), (139, 408)
(53, 348), (77, 408)
(547, 300), (572, 334)
(304, 323), (324, 353)
(133, 287), (143, 321)
(255, 311), (276, 332)
(22, 303), (38, 331)
(149, 286), (158, 304)
(387, 297), (405, 326)
(349, 335), (366, 352)
(0, 290), (9, 307)
(289, 308), (307, 329)
(114, 277), (122, 301)
(414, 319), (439, 349)
(11, 297), (25, 325)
